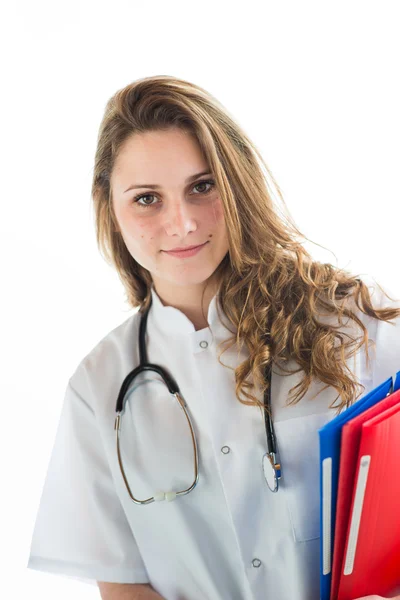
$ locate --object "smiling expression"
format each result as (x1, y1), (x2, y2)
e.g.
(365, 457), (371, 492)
(110, 128), (230, 290)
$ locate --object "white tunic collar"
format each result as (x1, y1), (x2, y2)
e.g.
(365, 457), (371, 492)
(149, 283), (232, 337)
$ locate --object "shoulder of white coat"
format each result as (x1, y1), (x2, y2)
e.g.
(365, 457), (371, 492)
(67, 309), (141, 409)
(354, 274), (400, 389)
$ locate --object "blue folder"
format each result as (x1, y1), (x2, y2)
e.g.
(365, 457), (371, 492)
(318, 370), (400, 600)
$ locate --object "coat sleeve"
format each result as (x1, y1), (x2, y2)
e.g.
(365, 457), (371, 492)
(27, 379), (150, 587)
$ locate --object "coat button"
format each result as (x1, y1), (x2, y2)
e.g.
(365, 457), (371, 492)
(199, 340), (208, 349)
(252, 558), (262, 568)
(221, 446), (230, 454)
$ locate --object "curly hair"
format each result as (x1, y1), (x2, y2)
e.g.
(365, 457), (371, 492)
(91, 74), (400, 418)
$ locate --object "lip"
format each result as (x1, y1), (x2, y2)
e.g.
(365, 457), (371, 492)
(165, 243), (206, 252)
(163, 241), (209, 258)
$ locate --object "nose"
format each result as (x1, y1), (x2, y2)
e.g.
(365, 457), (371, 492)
(163, 199), (198, 237)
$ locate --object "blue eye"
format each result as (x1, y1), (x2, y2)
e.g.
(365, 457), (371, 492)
(133, 179), (216, 209)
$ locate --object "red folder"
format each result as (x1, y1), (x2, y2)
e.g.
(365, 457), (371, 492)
(335, 396), (400, 600)
(331, 387), (400, 600)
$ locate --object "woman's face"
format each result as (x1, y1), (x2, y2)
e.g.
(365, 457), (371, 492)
(110, 128), (230, 292)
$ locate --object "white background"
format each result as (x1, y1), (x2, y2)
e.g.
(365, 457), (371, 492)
(2, 1), (400, 598)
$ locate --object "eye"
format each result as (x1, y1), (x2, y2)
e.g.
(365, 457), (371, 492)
(192, 180), (215, 195)
(132, 179), (216, 209)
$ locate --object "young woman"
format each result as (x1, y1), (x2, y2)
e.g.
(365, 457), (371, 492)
(27, 75), (400, 600)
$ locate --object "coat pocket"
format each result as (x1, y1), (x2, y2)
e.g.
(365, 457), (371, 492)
(274, 410), (334, 542)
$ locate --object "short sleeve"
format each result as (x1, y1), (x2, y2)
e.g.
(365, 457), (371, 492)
(27, 379), (150, 586)
(367, 279), (400, 390)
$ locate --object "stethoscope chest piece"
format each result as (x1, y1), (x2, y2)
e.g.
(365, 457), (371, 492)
(262, 452), (282, 493)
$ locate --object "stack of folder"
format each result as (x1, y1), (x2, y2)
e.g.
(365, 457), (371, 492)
(318, 370), (400, 600)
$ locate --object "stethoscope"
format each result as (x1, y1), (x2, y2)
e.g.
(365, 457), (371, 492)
(114, 294), (282, 505)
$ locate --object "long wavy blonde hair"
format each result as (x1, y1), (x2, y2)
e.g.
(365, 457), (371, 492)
(91, 74), (400, 417)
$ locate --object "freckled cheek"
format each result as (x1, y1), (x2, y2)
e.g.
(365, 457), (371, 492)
(124, 214), (156, 238)
(135, 220), (164, 256)
(116, 210), (153, 249)
(206, 198), (226, 226)
(137, 220), (160, 243)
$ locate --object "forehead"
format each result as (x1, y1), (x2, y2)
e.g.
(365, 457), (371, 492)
(114, 129), (206, 172)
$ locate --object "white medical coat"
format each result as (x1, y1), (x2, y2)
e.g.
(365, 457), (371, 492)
(27, 275), (400, 600)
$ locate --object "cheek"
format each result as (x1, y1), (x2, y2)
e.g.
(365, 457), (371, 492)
(207, 198), (226, 226)
(120, 209), (156, 238)
(115, 209), (156, 252)
(136, 220), (162, 250)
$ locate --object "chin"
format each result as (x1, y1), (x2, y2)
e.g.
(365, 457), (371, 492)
(159, 264), (220, 287)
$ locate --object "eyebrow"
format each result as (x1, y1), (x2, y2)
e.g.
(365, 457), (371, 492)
(123, 171), (213, 193)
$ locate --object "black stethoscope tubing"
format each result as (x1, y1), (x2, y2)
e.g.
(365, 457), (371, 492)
(115, 294), (282, 499)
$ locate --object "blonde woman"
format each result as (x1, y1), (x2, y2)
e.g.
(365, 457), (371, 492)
(27, 75), (400, 600)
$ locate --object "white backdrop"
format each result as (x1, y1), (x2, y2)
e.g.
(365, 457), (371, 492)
(2, 1), (399, 598)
